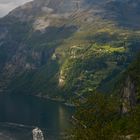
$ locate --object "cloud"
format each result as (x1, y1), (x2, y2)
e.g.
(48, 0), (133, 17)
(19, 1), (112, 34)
(0, 0), (32, 17)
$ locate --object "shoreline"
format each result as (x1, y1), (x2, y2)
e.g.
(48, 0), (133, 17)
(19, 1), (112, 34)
(35, 94), (76, 107)
(2, 92), (76, 107)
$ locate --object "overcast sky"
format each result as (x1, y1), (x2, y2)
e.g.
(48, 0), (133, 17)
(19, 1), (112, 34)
(0, 0), (32, 17)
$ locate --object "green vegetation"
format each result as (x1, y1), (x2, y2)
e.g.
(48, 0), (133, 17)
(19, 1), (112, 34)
(69, 52), (140, 140)
(4, 23), (140, 100)
(1, 1), (140, 138)
(8, 59), (60, 96)
(70, 93), (140, 140)
(125, 54), (140, 95)
(58, 38), (139, 99)
(1, 0), (140, 102)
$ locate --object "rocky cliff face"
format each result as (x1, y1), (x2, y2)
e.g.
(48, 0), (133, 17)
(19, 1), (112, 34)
(120, 53), (140, 113)
(121, 76), (136, 114)
(7, 0), (140, 28)
(106, 0), (140, 28)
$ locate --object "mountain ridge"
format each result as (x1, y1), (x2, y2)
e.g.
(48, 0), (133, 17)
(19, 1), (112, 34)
(0, 0), (140, 101)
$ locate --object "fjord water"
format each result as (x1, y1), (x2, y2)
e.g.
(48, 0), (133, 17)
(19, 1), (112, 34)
(0, 94), (74, 140)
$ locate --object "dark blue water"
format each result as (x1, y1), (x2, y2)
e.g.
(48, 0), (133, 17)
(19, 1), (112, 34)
(0, 94), (74, 140)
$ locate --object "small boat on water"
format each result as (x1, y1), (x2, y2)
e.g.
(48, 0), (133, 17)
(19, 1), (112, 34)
(32, 127), (44, 140)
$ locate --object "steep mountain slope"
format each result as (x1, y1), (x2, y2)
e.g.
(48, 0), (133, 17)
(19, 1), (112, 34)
(119, 54), (140, 111)
(0, 0), (140, 101)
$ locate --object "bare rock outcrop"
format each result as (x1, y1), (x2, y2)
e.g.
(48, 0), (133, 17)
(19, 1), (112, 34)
(121, 76), (136, 114)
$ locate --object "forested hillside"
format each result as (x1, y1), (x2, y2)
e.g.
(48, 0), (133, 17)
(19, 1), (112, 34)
(0, 0), (140, 102)
(70, 46), (140, 140)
